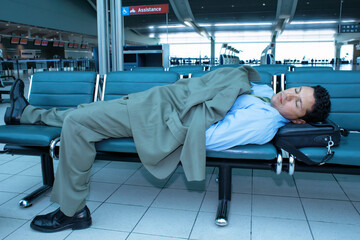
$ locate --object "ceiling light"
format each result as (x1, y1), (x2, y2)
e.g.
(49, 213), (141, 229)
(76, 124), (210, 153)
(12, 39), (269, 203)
(184, 20), (193, 27)
(148, 26), (154, 29)
(215, 22), (272, 26)
(149, 33), (155, 38)
(342, 19), (358, 23)
(199, 23), (212, 27)
(291, 20), (337, 24)
(158, 24), (187, 29)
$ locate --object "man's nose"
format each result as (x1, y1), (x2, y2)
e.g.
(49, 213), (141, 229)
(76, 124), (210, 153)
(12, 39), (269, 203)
(285, 92), (298, 101)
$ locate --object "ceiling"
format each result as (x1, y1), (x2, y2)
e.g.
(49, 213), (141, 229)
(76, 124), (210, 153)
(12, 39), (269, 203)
(122, 0), (360, 35)
(0, 0), (359, 44)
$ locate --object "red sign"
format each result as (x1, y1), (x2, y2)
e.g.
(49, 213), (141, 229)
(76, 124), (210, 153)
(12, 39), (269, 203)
(41, 40), (48, 46)
(128, 4), (168, 15)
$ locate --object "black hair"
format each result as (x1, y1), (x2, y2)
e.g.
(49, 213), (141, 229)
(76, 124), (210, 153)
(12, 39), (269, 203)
(301, 85), (331, 123)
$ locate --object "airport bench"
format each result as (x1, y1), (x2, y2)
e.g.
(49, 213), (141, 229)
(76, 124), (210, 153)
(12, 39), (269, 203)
(0, 71), (98, 206)
(282, 71), (360, 170)
(131, 67), (165, 72)
(293, 66), (333, 71)
(2, 69), (359, 227)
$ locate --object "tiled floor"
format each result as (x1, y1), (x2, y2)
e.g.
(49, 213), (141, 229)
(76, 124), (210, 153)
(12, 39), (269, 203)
(1, 68), (360, 239)
(1, 155), (360, 240)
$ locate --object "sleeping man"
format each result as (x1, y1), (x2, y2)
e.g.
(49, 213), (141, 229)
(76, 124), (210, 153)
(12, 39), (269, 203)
(4, 66), (331, 232)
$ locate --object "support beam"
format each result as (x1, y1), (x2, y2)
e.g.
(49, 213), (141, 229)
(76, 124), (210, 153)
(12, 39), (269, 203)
(169, 0), (211, 40)
(269, 0), (298, 61)
(96, 0), (109, 75)
(210, 37), (215, 65)
(114, 0), (124, 71)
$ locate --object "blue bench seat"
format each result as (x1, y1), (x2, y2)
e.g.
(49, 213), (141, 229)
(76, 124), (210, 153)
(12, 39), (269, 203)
(298, 133), (360, 166)
(96, 138), (277, 160)
(1, 71), (98, 207)
(284, 71), (360, 169)
(0, 125), (61, 147)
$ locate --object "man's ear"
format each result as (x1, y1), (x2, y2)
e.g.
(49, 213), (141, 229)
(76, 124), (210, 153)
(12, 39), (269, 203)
(291, 119), (306, 124)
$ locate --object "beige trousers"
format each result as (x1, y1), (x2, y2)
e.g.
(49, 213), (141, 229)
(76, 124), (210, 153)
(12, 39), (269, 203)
(21, 98), (132, 216)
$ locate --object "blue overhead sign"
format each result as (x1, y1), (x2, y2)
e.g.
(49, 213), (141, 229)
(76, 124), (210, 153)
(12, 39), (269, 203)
(122, 7), (129, 16)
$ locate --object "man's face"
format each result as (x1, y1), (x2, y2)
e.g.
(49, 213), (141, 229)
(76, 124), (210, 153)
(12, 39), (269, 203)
(271, 86), (315, 124)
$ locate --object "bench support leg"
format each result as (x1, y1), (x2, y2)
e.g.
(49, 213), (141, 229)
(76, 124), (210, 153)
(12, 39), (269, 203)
(215, 165), (232, 226)
(19, 153), (54, 207)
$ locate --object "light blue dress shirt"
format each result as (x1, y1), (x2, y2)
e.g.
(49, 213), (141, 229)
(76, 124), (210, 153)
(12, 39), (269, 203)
(205, 83), (289, 151)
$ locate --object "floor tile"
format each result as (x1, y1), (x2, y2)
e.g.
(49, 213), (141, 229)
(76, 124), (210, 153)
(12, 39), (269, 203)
(302, 198), (360, 225)
(93, 160), (111, 169)
(190, 212), (251, 240)
(165, 168), (213, 191)
(0, 160), (38, 175)
(231, 168), (253, 194)
(152, 188), (205, 211)
(90, 162), (140, 184)
(91, 203), (147, 232)
(0, 175), (42, 193)
(4, 219), (71, 240)
(310, 221), (360, 240)
(352, 201), (360, 213)
(125, 166), (169, 188)
(128, 233), (187, 240)
(0, 173), (12, 182)
(200, 191), (251, 216)
(253, 170), (298, 197)
(0, 192), (19, 205)
(0, 154), (20, 165)
(165, 173), (210, 191)
(13, 155), (41, 163)
(0, 193), (52, 220)
(106, 185), (161, 206)
(294, 172), (347, 200)
(134, 207), (197, 238)
(17, 163), (42, 177)
(23, 182), (45, 195)
(0, 216), (27, 239)
(252, 195), (306, 220)
(66, 228), (129, 240)
(207, 168), (253, 194)
(252, 216), (313, 240)
(334, 174), (360, 201)
(87, 181), (119, 202)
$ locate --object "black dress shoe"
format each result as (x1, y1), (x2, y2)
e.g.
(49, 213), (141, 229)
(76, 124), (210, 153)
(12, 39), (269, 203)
(4, 79), (29, 125)
(30, 206), (92, 233)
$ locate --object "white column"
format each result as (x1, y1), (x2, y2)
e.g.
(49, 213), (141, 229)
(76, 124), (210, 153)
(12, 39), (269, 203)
(96, 0), (109, 75)
(114, 0), (124, 71)
(210, 37), (215, 65)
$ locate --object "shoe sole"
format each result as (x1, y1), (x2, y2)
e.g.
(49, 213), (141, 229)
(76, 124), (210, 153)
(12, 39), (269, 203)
(4, 107), (12, 125)
(10, 79), (24, 100)
(30, 218), (92, 233)
(4, 79), (25, 125)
